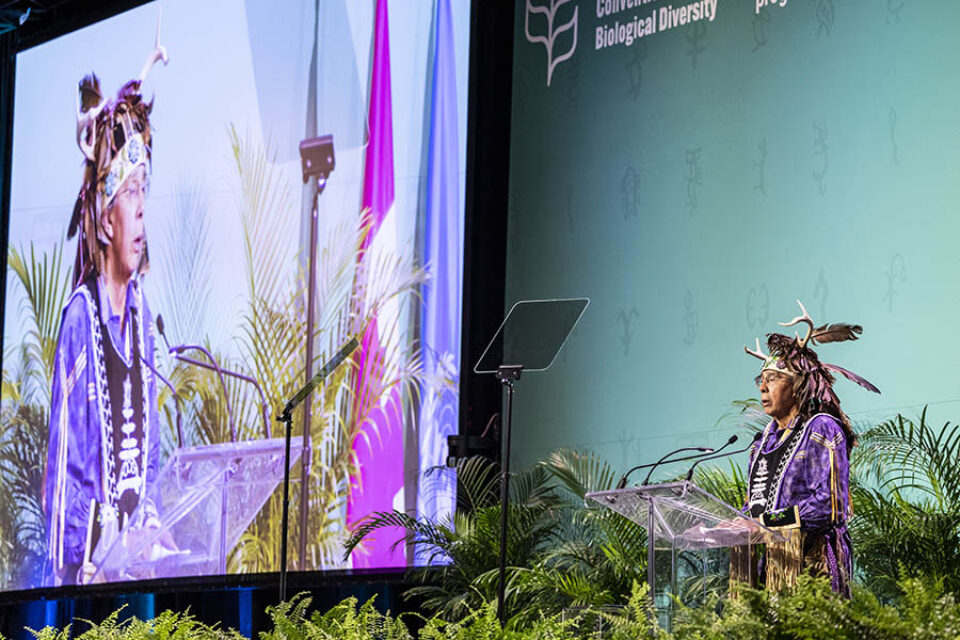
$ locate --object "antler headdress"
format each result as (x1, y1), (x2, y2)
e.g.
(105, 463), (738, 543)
(69, 13), (168, 286)
(744, 300), (880, 440)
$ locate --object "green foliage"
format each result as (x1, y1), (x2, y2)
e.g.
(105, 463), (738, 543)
(29, 607), (240, 640)
(345, 450), (650, 626)
(18, 572), (960, 640)
(262, 593), (410, 640)
(851, 409), (960, 598)
(0, 240), (72, 589)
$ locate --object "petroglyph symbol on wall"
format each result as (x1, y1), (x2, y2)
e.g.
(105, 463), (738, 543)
(883, 253), (907, 312)
(813, 269), (829, 320)
(813, 120), (829, 196)
(621, 166), (642, 220)
(746, 285), (770, 330)
(754, 137), (768, 197)
(889, 108), (900, 165)
(686, 21), (707, 68)
(887, 0), (904, 24)
(626, 40), (648, 100)
(684, 148), (703, 213)
(683, 291), (699, 345)
(813, 0), (835, 38)
(525, 0), (578, 87)
(753, 8), (771, 51)
(618, 307), (641, 356)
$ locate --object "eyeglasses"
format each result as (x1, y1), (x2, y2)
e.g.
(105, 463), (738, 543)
(117, 175), (150, 202)
(754, 372), (791, 389)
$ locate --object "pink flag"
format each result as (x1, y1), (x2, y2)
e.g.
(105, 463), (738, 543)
(346, 0), (406, 568)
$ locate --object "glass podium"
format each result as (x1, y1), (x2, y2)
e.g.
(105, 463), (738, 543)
(586, 481), (786, 620)
(92, 436), (303, 583)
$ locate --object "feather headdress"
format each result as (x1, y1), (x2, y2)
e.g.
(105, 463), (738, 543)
(744, 300), (880, 444)
(69, 15), (167, 286)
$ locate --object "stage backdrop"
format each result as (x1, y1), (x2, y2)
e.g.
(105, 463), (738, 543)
(1, 0), (469, 591)
(506, 0), (960, 471)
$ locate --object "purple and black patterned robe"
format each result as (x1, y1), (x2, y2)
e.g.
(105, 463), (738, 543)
(44, 275), (160, 586)
(746, 413), (853, 595)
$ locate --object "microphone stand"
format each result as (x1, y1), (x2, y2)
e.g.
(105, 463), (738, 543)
(641, 435), (738, 486)
(277, 336), (358, 603)
(130, 308), (184, 446)
(615, 444), (723, 491)
(684, 432), (764, 482)
(168, 347), (272, 440)
(142, 356), (184, 448)
(165, 344), (237, 442)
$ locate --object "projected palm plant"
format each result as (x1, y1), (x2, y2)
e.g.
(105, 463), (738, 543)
(220, 126), (429, 573)
(0, 240), (73, 589)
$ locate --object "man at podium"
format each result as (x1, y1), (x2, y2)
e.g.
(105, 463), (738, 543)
(743, 301), (879, 596)
(43, 39), (168, 586)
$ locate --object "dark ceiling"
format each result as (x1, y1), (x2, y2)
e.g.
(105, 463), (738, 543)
(1, 0), (150, 50)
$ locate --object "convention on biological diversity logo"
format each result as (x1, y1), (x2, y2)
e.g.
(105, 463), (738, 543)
(524, 0), (579, 87)
(595, 0), (718, 50)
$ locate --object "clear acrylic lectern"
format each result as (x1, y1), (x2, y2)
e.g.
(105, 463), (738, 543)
(92, 436), (303, 583)
(475, 297), (589, 623)
(586, 481), (785, 615)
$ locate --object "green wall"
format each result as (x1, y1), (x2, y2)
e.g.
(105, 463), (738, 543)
(506, 0), (960, 473)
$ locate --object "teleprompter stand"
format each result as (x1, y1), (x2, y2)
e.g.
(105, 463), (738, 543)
(474, 298), (590, 625)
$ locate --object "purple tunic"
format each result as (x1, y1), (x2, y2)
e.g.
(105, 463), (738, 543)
(44, 276), (160, 586)
(746, 413), (853, 595)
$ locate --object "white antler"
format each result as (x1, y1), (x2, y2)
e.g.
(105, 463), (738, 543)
(744, 337), (768, 361)
(778, 299), (815, 349)
(76, 92), (106, 162)
(139, 9), (169, 84)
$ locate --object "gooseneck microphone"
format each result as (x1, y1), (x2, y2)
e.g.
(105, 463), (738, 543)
(641, 433), (739, 485)
(160, 316), (272, 438)
(616, 446), (714, 490)
(132, 308), (184, 447)
(156, 314), (238, 442)
(684, 431), (763, 482)
(142, 349), (184, 448)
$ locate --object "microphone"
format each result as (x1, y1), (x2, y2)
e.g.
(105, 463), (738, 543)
(616, 446), (713, 490)
(641, 433), (739, 486)
(142, 350), (184, 448)
(282, 337), (360, 417)
(684, 431), (763, 483)
(156, 314), (238, 442)
(157, 315), (275, 440)
(132, 309), (184, 447)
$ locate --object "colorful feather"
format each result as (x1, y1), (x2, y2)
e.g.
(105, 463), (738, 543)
(823, 363), (880, 394)
(810, 323), (862, 345)
(79, 74), (102, 112)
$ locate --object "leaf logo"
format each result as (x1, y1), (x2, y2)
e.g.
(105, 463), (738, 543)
(525, 0), (578, 87)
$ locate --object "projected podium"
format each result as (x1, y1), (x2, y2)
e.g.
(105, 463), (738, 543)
(92, 436), (303, 583)
(586, 481), (785, 610)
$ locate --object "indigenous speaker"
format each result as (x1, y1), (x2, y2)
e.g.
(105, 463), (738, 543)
(742, 300), (880, 596)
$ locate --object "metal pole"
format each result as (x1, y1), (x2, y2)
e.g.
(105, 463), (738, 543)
(495, 370), (518, 626)
(647, 499), (656, 607)
(278, 411), (293, 603)
(298, 179), (322, 569)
